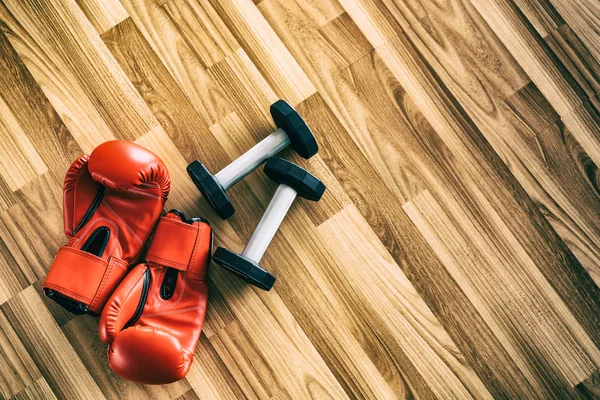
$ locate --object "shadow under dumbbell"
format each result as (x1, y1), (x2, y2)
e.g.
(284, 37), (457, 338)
(187, 100), (318, 219)
(212, 158), (326, 291)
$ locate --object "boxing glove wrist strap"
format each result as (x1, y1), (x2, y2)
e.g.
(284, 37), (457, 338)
(145, 217), (199, 272)
(44, 247), (129, 314)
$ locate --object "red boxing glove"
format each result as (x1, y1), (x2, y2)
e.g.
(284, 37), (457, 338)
(43, 140), (170, 315)
(98, 210), (212, 384)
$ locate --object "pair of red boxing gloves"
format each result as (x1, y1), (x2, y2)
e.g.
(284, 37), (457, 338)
(42, 140), (212, 384)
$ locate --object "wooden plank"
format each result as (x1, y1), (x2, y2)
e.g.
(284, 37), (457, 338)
(0, 0), (158, 150)
(0, 228), (30, 306)
(207, 49), (278, 134)
(207, 320), (288, 399)
(201, 281), (237, 340)
(0, 172), (64, 308)
(185, 333), (246, 400)
(206, 0), (317, 104)
(0, 174), (16, 212)
(0, 310), (41, 399)
(548, 0), (600, 64)
(0, 30), (79, 184)
(507, 82), (600, 283)
(12, 378), (56, 400)
(545, 25), (600, 108)
(0, 95), (47, 192)
(163, 0), (239, 68)
(0, 173), (64, 284)
(354, 0), (600, 286)
(298, 92), (535, 398)
(317, 205), (492, 399)
(61, 315), (191, 399)
(336, 0), (398, 47)
(118, 0), (236, 127)
(467, 0), (600, 169)
(318, 13), (374, 69)
(101, 18), (231, 170)
(1, 287), (103, 399)
(74, 0), (129, 35)
(0, 172), (73, 320)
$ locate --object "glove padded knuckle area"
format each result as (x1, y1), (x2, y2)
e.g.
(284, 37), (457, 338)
(108, 325), (192, 385)
(88, 140), (170, 199)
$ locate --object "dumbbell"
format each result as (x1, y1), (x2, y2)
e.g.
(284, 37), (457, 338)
(187, 100), (318, 219)
(213, 157), (326, 290)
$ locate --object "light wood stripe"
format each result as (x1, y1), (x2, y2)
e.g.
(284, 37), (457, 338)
(12, 378), (56, 400)
(163, 0), (239, 68)
(404, 189), (599, 387)
(0, 0), (599, 398)
(61, 315), (191, 400)
(317, 205), (493, 399)
(0, 311), (41, 399)
(74, 0), (128, 35)
(548, 0), (600, 64)
(0, 173), (64, 308)
(0, 0), (157, 150)
(0, 30), (80, 183)
(206, 0), (317, 104)
(0, 96), (47, 192)
(1, 287), (103, 399)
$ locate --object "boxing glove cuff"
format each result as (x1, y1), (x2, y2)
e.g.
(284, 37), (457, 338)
(146, 217), (210, 279)
(44, 247), (129, 315)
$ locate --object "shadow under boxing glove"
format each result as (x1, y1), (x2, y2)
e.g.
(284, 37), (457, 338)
(98, 210), (212, 385)
(43, 140), (170, 315)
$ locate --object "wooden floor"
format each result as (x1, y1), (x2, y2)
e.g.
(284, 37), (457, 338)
(0, 0), (600, 398)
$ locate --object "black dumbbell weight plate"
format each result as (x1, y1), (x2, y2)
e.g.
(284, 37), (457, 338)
(213, 247), (276, 291)
(264, 158), (326, 201)
(270, 100), (318, 159)
(187, 161), (235, 219)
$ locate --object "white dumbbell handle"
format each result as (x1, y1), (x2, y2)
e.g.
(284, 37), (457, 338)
(215, 129), (290, 190)
(242, 184), (297, 262)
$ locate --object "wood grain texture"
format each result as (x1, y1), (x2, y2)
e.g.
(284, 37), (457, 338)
(74, 0), (128, 35)
(1, 287), (103, 399)
(373, 0), (600, 285)
(298, 94), (537, 398)
(0, 311), (40, 399)
(0, 0), (158, 151)
(0, 0), (600, 398)
(549, 0), (600, 65)
(11, 378), (56, 400)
